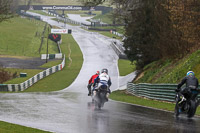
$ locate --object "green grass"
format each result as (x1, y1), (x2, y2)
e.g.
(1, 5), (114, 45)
(110, 90), (200, 115)
(92, 11), (113, 24)
(0, 121), (50, 133)
(40, 60), (62, 68)
(92, 26), (125, 34)
(24, 34), (83, 92)
(110, 90), (175, 111)
(0, 17), (58, 57)
(98, 31), (122, 39)
(135, 50), (200, 84)
(118, 59), (136, 76)
(4, 68), (42, 84)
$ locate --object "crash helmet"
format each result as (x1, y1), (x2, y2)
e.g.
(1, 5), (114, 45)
(96, 71), (100, 75)
(187, 71), (194, 76)
(101, 68), (108, 74)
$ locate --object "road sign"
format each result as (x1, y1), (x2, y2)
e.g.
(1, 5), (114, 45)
(51, 29), (71, 34)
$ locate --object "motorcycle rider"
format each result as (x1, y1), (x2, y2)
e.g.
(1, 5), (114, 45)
(176, 71), (199, 100)
(87, 71), (100, 96)
(93, 68), (112, 101)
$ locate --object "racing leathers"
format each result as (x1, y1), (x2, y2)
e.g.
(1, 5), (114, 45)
(93, 72), (112, 101)
(176, 75), (199, 97)
(87, 73), (99, 96)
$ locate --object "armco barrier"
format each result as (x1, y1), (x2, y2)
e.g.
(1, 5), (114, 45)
(41, 53), (63, 59)
(0, 55), (65, 92)
(127, 83), (200, 102)
(110, 42), (127, 59)
(126, 82), (178, 102)
(110, 30), (124, 38)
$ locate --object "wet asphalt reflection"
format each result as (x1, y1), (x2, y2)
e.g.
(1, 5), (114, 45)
(62, 91), (200, 133)
(1, 91), (200, 133)
(86, 98), (200, 133)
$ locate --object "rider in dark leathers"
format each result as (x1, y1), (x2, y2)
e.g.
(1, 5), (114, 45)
(176, 71), (199, 98)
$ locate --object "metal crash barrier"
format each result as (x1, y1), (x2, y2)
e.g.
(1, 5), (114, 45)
(126, 83), (178, 102)
(127, 83), (200, 102)
(0, 55), (65, 92)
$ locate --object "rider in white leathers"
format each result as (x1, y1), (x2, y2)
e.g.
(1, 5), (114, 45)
(93, 68), (111, 101)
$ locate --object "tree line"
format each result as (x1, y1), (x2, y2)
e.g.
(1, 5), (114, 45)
(0, 0), (42, 23)
(81, 0), (200, 69)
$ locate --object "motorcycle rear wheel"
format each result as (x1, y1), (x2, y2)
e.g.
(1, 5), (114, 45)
(187, 100), (196, 118)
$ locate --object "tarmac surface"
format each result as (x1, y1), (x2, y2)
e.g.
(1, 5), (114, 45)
(0, 57), (60, 69)
(0, 12), (199, 133)
(67, 14), (92, 25)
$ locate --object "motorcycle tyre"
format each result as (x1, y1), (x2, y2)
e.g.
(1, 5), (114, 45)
(187, 100), (196, 118)
(98, 102), (101, 109)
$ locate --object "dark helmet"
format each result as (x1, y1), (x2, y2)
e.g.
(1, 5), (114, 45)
(101, 68), (108, 74)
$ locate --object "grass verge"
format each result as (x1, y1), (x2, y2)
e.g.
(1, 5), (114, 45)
(24, 34), (83, 92)
(118, 59), (136, 76)
(40, 60), (62, 68)
(135, 50), (200, 84)
(110, 90), (200, 115)
(92, 12), (113, 24)
(0, 120), (50, 133)
(0, 17), (58, 57)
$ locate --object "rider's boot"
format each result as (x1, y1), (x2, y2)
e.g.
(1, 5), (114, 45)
(88, 91), (91, 96)
(87, 84), (92, 96)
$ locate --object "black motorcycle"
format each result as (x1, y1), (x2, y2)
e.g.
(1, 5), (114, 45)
(175, 88), (200, 118)
(93, 84), (108, 109)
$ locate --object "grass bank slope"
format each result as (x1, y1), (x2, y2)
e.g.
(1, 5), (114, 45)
(0, 17), (58, 57)
(135, 50), (200, 84)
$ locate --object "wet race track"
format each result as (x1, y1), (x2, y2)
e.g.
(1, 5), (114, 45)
(0, 12), (199, 133)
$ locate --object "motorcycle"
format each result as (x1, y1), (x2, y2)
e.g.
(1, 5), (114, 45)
(175, 88), (200, 118)
(93, 84), (108, 109)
